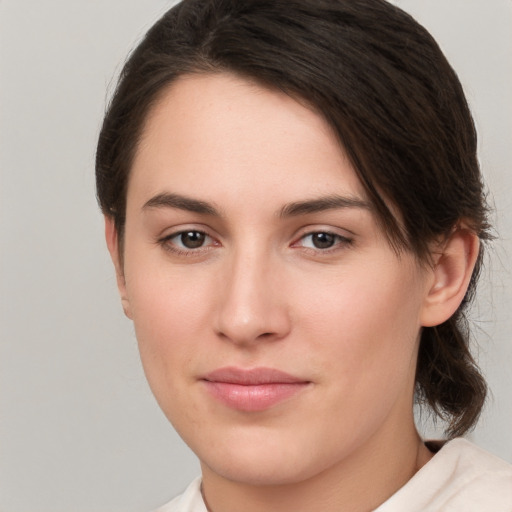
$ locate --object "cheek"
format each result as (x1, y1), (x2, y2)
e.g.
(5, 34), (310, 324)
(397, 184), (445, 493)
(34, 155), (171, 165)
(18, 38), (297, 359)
(297, 261), (424, 399)
(285, 266), (424, 459)
(123, 252), (215, 396)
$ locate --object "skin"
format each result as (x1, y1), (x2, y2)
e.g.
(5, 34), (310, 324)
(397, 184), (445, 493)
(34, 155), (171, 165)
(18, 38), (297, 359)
(106, 73), (479, 512)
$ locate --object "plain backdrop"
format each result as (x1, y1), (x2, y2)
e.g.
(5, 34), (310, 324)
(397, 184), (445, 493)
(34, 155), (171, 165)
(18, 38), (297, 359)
(0, 1), (511, 511)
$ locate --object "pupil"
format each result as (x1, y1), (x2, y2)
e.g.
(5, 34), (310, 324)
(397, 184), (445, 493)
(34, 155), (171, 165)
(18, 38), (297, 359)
(181, 231), (205, 249)
(313, 232), (335, 249)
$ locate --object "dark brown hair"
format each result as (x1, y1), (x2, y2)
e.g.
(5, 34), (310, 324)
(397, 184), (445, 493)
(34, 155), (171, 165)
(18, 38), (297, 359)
(96, 0), (491, 437)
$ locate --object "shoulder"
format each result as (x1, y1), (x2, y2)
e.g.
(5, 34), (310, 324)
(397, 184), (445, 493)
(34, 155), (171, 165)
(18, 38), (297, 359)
(376, 438), (512, 512)
(153, 477), (207, 512)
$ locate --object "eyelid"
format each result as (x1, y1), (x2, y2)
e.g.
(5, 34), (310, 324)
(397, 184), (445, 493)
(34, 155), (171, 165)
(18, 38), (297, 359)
(290, 227), (354, 252)
(157, 226), (220, 255)
(156, 224), (354, 256)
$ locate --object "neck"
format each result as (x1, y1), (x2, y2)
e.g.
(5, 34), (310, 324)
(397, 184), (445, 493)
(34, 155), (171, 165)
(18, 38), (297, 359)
(200, 422), (433, 512)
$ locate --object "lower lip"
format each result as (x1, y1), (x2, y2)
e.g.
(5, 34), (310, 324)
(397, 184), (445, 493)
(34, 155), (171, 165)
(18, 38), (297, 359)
(202, 381), (309, 412)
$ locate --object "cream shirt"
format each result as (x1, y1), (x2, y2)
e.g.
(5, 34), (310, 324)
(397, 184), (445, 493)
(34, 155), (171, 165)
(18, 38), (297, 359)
(155, 438), (512, 512)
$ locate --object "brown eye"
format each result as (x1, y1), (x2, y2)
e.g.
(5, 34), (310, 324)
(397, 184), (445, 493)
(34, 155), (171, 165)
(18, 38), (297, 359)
(178, 231), (207, 249)
(162, 230), (215, 254)
(310, 232), (336, 249)
(296, 231), (353, 251)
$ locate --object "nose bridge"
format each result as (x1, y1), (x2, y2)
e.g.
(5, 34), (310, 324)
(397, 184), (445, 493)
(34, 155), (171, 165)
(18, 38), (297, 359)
(215, 242), (289, 344)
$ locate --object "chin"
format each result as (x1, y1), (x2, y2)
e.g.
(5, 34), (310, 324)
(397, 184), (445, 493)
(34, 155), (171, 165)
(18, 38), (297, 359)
(203, 452), (319, 487)
(190, 424), (335, 487)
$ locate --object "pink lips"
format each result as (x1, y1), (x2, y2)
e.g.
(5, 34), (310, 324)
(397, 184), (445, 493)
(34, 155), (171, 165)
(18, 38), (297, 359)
(202, 367), (310, 412)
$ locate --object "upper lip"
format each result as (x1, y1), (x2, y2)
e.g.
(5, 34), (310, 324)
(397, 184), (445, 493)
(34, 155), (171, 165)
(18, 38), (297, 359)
(202, 367), (308, 385)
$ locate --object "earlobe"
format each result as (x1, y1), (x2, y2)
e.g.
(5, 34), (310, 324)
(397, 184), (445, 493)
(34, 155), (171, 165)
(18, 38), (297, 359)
(104, 216), (132, 320)
(420, 228), (480, 327)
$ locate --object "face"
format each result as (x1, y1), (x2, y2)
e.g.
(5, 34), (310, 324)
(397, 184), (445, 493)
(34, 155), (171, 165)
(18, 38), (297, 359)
(117, 73), (434, 485)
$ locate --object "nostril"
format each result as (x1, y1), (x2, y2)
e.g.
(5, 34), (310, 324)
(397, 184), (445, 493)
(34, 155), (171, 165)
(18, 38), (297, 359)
(214, 279), (292, 344)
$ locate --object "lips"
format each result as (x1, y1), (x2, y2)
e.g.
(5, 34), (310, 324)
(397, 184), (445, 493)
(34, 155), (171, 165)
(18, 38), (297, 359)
(201, 367), (310, 412)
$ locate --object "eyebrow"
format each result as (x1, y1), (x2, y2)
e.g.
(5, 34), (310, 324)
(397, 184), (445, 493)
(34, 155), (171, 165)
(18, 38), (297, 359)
(142, 192), (372, 218)
(143, 193), (220, 216)
(279, 195), (372, 217)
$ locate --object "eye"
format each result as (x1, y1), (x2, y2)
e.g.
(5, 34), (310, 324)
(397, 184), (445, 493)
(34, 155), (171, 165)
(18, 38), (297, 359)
(161, 229), (216, 253)
(296, 231), (352, 251)
(302, 232), (336, 249)
(175, 231), (209, 249)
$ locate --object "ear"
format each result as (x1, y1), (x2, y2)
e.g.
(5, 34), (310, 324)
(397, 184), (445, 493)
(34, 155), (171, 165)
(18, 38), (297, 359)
(104, 216), (132, 319)
(421, 228), (480, 327)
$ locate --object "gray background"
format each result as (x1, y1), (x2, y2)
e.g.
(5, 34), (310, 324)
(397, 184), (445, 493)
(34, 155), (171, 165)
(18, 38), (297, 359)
(0, 1), (510, 511)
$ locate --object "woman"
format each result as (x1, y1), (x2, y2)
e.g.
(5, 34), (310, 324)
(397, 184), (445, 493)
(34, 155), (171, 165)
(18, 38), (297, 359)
(96, 0), (512, 510)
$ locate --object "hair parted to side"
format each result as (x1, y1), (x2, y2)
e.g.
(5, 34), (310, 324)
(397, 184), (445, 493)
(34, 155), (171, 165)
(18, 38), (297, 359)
(96, 0), (491, 437)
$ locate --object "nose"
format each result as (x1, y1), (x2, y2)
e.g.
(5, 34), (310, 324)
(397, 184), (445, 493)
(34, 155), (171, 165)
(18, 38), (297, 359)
(214, 248), (291, 346)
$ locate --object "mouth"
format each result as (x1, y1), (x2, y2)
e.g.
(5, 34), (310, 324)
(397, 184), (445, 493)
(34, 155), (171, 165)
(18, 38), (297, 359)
(201, 367), (311, 412)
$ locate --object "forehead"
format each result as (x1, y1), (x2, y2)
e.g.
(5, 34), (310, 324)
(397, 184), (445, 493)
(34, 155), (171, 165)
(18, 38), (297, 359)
(128, 72), (368, 212)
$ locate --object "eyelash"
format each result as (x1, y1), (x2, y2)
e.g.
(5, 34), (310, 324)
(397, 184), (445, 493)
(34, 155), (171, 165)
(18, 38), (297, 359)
(158, 229), (353, 256)
(293, 231), (353, 253)
(159, 229), (217, 256)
